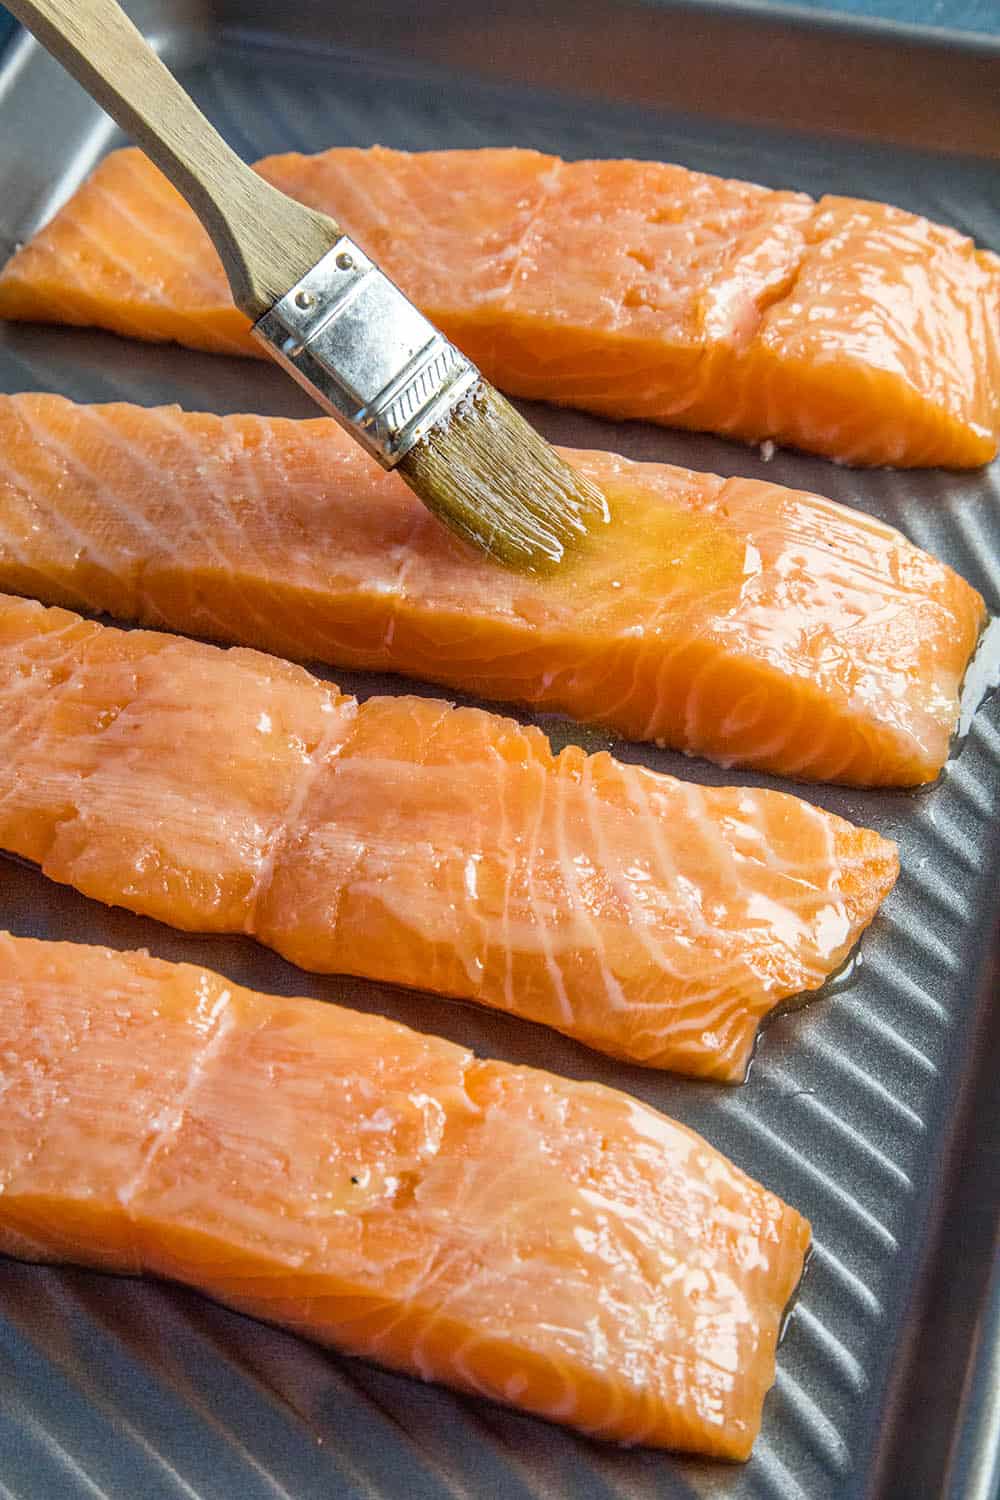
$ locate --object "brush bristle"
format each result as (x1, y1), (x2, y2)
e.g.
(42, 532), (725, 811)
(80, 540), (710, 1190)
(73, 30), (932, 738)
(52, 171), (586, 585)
(396, 381), (609, 569)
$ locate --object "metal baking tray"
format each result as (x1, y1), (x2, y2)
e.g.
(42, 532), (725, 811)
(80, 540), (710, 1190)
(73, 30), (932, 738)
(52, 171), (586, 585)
(0, 3), (998, 1496)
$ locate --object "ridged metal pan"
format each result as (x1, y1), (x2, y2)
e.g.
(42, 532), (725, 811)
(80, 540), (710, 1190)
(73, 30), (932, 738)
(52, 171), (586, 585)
(0, 4), (998, 1496)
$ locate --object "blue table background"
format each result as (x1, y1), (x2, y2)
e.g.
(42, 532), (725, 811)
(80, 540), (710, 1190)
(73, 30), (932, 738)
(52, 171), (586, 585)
(1, 0), (999, 45)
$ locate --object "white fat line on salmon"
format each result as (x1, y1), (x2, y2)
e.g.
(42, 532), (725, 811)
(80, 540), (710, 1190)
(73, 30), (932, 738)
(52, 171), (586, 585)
(154, 404), (285, 646)
(243, 694), (358, 935)
(117, 982), (236, 1214)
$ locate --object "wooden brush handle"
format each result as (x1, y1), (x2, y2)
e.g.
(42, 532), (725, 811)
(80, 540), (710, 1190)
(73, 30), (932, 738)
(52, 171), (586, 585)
(6, 0), (342, 317)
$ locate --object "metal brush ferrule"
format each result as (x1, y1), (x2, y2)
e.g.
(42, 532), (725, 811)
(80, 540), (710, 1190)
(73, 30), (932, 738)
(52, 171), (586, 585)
(252, 237), (479, 468)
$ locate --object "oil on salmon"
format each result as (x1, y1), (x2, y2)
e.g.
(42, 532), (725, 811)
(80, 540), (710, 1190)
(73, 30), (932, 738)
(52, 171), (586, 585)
(0, 147), (996, 466)
(0, 593), (899, 1080)
(0, 394), (983, 786)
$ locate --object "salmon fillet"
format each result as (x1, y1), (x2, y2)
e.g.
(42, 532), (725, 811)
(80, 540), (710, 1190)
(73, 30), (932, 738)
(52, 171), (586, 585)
(0, 932), (811, 1458)
(0, 393), (983, 786)
(0, 594), (898, 1080)
(0, 147), (997, 466)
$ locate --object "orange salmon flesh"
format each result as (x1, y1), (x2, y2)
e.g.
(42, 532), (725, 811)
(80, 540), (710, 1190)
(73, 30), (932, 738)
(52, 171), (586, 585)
(0, 394), (984, 786)
(0, 593), (898, 1080)
(0, 932), (812, 1458)
(0, 147), (997, 466)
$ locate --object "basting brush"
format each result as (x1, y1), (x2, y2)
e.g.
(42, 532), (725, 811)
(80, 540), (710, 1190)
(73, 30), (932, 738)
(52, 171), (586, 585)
(8, 0), (608, 568)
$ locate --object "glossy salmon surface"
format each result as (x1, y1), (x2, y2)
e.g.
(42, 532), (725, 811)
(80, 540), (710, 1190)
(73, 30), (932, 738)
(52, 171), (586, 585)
(0, 932), (811, 1458)
(0, 147), (996, 466)
(0, 393), (983, 786)
(0, 594), (898, 1080)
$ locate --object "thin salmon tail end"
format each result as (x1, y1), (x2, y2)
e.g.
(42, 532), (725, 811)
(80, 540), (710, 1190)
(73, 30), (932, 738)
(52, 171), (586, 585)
(0, 146), (258, 359)
(833, 827), (901, 931)
(750, 1209), (815, 1455)
(688, 1200), (812, 1463)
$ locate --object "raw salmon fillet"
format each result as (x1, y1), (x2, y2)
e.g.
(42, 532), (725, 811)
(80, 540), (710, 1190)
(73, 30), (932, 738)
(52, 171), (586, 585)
(0, 594), (898, 1080)
(0, 932), (811, 1458)
(0, 393), (983, 785)
(1, 147), (997, 466)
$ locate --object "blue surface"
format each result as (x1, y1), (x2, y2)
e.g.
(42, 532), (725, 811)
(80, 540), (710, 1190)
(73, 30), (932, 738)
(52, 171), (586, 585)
(770, 0), (997, 25)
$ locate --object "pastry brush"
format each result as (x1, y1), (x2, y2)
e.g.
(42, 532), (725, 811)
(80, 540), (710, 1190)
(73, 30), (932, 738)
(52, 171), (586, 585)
(8, 0), (608, 568)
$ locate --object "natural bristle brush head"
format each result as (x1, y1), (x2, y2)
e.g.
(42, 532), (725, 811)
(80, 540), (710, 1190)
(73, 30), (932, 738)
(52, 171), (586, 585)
(397, 380), (611, 570)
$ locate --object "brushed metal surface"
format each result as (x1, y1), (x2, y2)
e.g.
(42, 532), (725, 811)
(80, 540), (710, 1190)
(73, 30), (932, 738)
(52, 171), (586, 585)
(212, 0), (1000, 159)
(0, 7), (998, 1498)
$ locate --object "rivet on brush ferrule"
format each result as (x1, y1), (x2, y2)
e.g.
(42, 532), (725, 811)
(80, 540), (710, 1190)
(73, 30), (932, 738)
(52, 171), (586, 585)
(252, 236), (479, 467)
